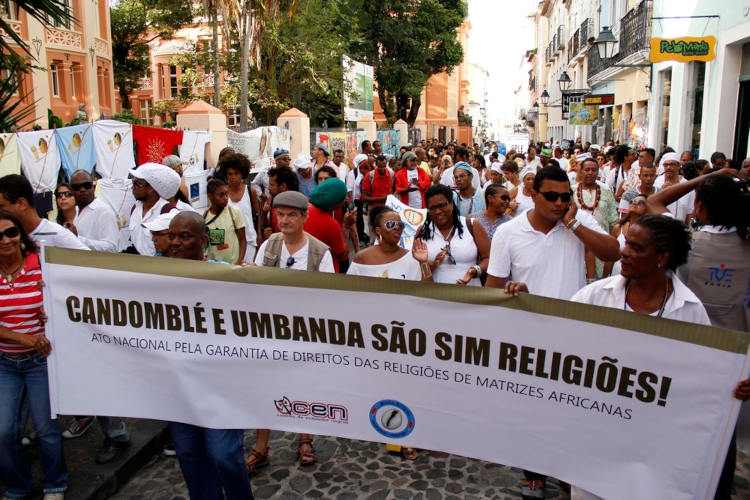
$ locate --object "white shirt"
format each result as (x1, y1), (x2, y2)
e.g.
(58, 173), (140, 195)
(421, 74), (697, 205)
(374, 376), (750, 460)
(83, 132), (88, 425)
(406, 169), (422, 208)
(73, 198), (119, 252)
(127, 198), (170, 255)
(347, 252), (421, 280)
(254, 237), (334, 273)
(570, 273), (711, 326)
(526, 157), (543, 171)
(30, 218), (89, 250)
(227, 187), (258, 257)
(555, 156), (569, 171)
(423, 217), (481, 286)
(251, 169), (270, 198)
(347, 169), (365, 201)
(654, 175), (695, 222)
(332, 162), (349, 182)
(439, 166), (481, 190)
(488, 210), (606, 299)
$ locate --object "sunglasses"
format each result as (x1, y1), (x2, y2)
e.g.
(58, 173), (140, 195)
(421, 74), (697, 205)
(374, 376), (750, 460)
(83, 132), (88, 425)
(132, 179), (149, 189)
(427, 201), (451, 212)
(55, 191), (73, 199)
(383, 220), (405, 230)
(71, 181), (93, 191)
(630, 199), (647, 207)
(0, 226), (20, 240)
(443, 244), (456, 265)
(285, 257), (296, 268)
(493, 194), (511, 201)
(538, 191), (572, 203)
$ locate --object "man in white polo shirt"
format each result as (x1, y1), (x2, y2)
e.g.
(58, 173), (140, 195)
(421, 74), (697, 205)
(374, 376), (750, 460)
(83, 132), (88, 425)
(67, 170), (119, 252)
(485, 166), (620, 498)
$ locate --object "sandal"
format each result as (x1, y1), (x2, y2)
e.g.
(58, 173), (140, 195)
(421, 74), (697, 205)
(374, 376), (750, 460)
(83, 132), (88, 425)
(297, 438), (317, 466)
(401, 447), (418, 460)
(246, 448), (269, 474)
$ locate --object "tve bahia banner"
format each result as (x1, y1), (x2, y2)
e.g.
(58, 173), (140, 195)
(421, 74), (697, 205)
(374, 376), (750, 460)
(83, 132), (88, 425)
(42, 248), (749, 500)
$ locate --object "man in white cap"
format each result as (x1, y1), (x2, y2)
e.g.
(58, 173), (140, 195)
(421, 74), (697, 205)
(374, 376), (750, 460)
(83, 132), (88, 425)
(654, 151), (694, 222)
(294, 152), (316, 198)
(124, 163), (181, 255)
(143, 211), (176, 256)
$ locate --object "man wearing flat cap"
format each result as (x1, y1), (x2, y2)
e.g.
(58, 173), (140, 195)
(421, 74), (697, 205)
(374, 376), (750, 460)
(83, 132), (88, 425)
(304, 178), (355, 273)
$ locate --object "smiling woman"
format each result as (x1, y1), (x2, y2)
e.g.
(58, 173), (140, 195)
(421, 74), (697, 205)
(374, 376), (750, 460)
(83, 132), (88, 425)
(0, 211), (69, 500)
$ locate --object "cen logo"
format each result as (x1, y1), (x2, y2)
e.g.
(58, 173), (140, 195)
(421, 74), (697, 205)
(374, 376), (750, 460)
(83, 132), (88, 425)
(274, 396), (348, 422)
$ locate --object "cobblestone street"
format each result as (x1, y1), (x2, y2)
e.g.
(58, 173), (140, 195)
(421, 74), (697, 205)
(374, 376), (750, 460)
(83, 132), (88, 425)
(111, 430), (750, 499)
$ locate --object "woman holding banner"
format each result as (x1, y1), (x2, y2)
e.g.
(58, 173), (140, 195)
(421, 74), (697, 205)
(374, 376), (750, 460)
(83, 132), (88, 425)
(0, 211), (68, 500)
(569, 214), (710, 499)
(417, 185), (489, 286)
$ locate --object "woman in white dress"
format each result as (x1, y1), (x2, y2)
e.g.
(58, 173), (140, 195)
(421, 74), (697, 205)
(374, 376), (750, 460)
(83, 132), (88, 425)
(223, 153), (260, 261)
(347, 206), (431, 281)
(507, 167), (535, 218)
(416, 184), (490, 286)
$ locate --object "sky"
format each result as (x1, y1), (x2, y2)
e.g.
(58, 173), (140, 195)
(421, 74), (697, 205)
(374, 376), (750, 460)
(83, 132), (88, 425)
(466, 0), (537, 129)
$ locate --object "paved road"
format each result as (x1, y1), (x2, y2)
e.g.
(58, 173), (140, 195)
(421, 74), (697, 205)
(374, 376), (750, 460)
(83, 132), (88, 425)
(111, 430), (750, 499)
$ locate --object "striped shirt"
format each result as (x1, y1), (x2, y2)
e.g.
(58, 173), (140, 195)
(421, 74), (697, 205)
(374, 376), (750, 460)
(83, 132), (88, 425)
(0, 253), (44, 354)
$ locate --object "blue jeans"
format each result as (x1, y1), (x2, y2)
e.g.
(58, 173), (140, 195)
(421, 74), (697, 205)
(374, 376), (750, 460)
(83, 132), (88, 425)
(0, 352), (68, 498)
(169, 423), (254, 500)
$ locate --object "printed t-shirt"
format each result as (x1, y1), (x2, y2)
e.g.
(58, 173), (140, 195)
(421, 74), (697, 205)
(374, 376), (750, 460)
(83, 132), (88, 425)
(204, 205), (246, 264)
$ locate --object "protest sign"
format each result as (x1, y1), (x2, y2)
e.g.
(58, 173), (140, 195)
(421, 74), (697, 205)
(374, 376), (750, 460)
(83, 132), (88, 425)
(43, 248), (749, 500)
(385, 195), (426, 250)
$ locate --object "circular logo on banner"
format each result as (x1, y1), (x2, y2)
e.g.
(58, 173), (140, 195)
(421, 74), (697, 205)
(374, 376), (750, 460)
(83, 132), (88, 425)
(369, 399), (415, 438)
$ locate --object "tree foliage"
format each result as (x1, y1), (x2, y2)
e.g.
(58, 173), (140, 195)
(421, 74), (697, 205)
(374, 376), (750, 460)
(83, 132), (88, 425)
(352, 0), (466, 126)
(110, 0), (195, 109)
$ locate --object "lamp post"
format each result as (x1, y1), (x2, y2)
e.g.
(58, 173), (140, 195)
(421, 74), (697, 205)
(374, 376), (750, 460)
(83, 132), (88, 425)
(558, 71), (572, 93)
(592, 27), (650, 68)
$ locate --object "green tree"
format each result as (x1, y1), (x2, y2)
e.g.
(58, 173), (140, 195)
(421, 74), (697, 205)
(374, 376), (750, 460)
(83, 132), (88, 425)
(110, 0), (196, 110)
(352, 0), (466, 126)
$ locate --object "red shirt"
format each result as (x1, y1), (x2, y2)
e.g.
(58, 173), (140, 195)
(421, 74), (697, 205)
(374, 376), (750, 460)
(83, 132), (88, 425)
(0, 253), (44, 354)
(360, 169), (394, 206)
(395, 167), (431, 208)
(304, 204), (346, 272)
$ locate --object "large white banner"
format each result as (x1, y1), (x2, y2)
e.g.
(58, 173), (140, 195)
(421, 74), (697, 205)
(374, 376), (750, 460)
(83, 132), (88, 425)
(43, 248), (749, 500)
(343, 55), (374, 122)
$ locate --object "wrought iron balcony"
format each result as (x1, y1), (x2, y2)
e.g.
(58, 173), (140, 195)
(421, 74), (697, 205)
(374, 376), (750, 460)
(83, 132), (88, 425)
(587, 0), (651, 80)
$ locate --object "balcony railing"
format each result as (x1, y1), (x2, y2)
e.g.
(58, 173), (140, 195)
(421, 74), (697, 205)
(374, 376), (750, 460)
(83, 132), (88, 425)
(580, 18), (591, 48)
(587, 0), (651, 80)
(556, 26), (564, 52)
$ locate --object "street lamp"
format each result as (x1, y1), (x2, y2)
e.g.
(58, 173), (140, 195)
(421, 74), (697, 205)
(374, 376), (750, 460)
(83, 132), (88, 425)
(593, 27), (617, 60)
(540, 90), (549, 106)
(558, 71), (572, 93)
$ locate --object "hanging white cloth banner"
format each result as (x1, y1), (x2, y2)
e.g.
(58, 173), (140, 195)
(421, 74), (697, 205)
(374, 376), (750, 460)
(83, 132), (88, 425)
(226, 127), (290, 174)
(97, 177), (136, 251)
(93, 120), (135, 180)
(183, 169), (208, 210)
(179, 130), (211, 176)
(17, 129), (61, 193)
(0, 133), (21, 177)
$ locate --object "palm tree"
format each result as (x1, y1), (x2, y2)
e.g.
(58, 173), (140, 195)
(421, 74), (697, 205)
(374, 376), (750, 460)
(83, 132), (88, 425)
(1, 0), (73, 57)
(218, 0), (297, 130)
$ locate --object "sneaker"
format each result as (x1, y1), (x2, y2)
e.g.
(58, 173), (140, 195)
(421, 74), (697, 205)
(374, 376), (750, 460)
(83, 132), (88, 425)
(42, 494), (65, 500)
(163, 442), (176, 456)
(521, 479), (545, 499)
(62, 416), (96, 439)
(95, 439), (131, 464)
(21, 430), (38, 446)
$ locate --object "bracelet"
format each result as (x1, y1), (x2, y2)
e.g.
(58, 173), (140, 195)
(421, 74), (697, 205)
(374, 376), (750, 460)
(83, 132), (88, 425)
(420, 262), (432, 279)
(565, 218), (577, 229)
(472, 264), (482, 277)
(569, 220), (581, 232)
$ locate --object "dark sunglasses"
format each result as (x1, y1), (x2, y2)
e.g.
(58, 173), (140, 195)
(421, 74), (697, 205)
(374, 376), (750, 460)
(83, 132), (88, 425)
(55, 191), (73, 199)
(538, 191), (572, 203)
(71, 181), (93, 191)
(630, 199), (647, 207)
(383, 220), (405, 230)
(493, 194), (511, 201)
(443, 244), (456, 265)
(285, 257), (296, 268)
(0, 226), (20, 240)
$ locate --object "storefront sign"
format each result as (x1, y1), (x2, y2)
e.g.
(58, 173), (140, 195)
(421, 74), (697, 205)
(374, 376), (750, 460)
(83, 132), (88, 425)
(649, 36), (716, 63)
(583, 94), (615, 106)
(569, 103), (598, 126)
(42, 247), (749, 500)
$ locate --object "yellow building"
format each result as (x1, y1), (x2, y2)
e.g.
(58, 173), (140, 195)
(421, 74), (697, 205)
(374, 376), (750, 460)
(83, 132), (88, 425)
(1, 0), (115, 128)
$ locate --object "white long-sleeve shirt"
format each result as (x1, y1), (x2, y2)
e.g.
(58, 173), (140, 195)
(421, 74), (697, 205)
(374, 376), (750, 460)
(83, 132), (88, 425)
(74, 198), (119, 252)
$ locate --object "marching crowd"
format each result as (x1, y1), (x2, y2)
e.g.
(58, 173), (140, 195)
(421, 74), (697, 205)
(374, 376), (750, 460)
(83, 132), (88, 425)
(0, 136), (748, 500)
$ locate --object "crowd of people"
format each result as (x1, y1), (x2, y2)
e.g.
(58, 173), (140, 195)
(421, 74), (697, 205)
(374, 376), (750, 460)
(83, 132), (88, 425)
(0, 135), (748, 500)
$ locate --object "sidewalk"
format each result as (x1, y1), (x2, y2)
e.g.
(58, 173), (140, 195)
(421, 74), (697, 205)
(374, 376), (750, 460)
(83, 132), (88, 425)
(0, 416), (166, 500)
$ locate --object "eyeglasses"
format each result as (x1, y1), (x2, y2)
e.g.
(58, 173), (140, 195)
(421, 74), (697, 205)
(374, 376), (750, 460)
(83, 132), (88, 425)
(132, 179), (149, 189)
(443, 244), (456, 265)
(55, 191), (73, 199)
(0, 226), (20, 240)
(71, 181), (93, 191)
(427, 201), (451, 212)
(538, 191), (572, 203)
(630, 199), (647, 207)
(494, 194), (511, 201)
(285, 257), (296, 268)
(383, 220), (405, 230)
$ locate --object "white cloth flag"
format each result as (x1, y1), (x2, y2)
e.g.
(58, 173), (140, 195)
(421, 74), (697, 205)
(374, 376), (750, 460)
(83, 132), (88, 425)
(98, 177), (136, 251)
(179, 131), (211, 176)
(17, 129), (61, 193)
(0, 133), (21, 177)
(93, 120), (135, 180)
